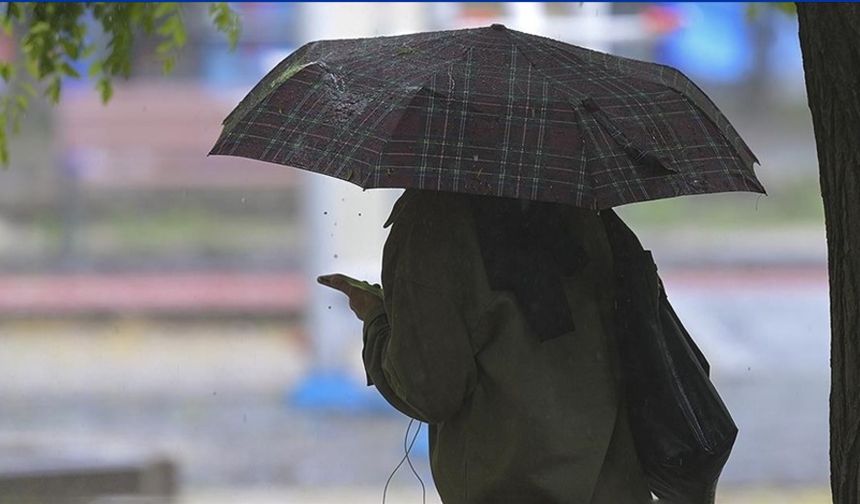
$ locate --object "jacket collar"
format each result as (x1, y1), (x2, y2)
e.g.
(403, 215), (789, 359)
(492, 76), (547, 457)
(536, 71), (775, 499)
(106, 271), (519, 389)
(383, 190), (415, 228)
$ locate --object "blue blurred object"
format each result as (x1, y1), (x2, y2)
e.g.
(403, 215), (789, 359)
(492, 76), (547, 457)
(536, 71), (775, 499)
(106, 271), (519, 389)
(202, 2), (300, 89)
(767, 12), (804, 82)
(289, 369), (392, 413)
(203, 46), (296, 89)
(412, 423), (429, 457)
(657, 3), (753, 85)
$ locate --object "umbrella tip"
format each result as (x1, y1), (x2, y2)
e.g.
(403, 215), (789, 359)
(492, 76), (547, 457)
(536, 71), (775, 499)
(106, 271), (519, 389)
(490, 23), (506, 31)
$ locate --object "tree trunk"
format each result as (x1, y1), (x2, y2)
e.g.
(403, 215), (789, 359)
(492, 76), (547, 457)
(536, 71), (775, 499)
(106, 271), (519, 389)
(796, 4), (860, 503)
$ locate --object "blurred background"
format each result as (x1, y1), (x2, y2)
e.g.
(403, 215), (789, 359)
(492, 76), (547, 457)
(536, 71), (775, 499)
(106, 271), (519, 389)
(0, 3), (827, 503)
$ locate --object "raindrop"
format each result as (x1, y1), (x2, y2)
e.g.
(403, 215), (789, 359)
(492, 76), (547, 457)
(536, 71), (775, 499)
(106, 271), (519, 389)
(334, 254), (339, 259)
(323, 211), (328, 215)
(358, 212), (362, 217)
(328, 306), (332, 310)
(473, 154), (479, 161)
(240, 197), (246, 204)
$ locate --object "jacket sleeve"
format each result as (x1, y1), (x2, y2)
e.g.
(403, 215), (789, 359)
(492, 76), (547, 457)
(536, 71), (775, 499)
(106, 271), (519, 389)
(362, 193), (478, 424)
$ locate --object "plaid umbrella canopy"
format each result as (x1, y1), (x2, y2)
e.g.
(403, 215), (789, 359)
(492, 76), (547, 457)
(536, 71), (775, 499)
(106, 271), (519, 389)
(210, 24), (764, 209)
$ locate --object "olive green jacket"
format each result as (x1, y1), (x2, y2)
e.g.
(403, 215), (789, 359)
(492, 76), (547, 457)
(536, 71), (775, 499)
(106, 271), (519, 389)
(362, 190), (651, 504)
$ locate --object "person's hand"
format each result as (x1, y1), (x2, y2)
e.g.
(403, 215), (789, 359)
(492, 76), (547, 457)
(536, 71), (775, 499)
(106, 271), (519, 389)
(317, 273), (384, 322)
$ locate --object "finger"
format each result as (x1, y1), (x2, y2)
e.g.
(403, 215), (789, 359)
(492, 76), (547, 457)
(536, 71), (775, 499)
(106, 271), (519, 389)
(317, 273), (344, 287)
(317, 274), (351, 295)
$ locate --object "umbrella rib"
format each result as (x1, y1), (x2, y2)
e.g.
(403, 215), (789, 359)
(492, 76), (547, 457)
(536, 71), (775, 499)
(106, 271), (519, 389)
(512, 30), (758, 167)
(502, 32), (684, 207)
(215, 30), (477, 161)
(319, 27), (477, 67)
(307, 41), (476, 184)
(487, 28), (612, 206)
(500, 30), (586, 101)
(316, 30), (478, 186)
(366, 47), (478, 188)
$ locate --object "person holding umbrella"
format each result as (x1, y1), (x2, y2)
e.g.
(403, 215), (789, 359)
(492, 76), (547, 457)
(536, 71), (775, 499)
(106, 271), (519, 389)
(212, 24), (763, 504)
(320, 190), (651, 503)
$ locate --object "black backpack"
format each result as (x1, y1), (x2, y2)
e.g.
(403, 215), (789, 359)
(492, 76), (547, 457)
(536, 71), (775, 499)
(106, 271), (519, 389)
(602, 210), (738, 504)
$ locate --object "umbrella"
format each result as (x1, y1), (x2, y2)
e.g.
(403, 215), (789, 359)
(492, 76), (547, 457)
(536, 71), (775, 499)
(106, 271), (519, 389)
(210, 24), (764, 209)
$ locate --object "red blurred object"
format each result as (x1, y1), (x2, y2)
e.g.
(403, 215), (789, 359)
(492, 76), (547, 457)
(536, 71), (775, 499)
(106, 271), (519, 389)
(0, 34), (15, 62)
(642, 5), (683, 35)
(0, 273), (306, 315)
(457, 5), (504, 29)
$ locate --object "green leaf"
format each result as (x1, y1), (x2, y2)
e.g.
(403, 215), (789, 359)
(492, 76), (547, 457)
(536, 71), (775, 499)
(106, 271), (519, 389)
(773, 3), (796, 15)
(81, 43), (96, 59)
(0, 62), (12, 82)
(0, 1), (242, 166)
(97, 77), (113, 103)
(1, 18), (13, 36)
(153, 3), (175, 20)
(6, 3), (21, 20)
(162, 56), (175, 75)
(88, 59), (103, 79)
(156, 40), (174, 56)
(157, 11), (187, 49)
(29, 20), (50, 35)
(61, 39), (80, 59)
(46, 77), (61, 103)
(209, 3), (241, 49)
(745, 3), (761, 21)
(0, 133), (8, 166)
(173, 21), (187, 47)
(61, 61), (80, 79)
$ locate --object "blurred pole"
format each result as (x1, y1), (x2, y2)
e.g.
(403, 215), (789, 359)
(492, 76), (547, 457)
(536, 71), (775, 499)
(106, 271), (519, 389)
(291, 3), (425, 411)
(577, 2), (612, 53)
(747, 12), (774, 111)
(427, 3), (459, 30)
(58, 149), (84, 272)
(506, 2), (546, 35)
